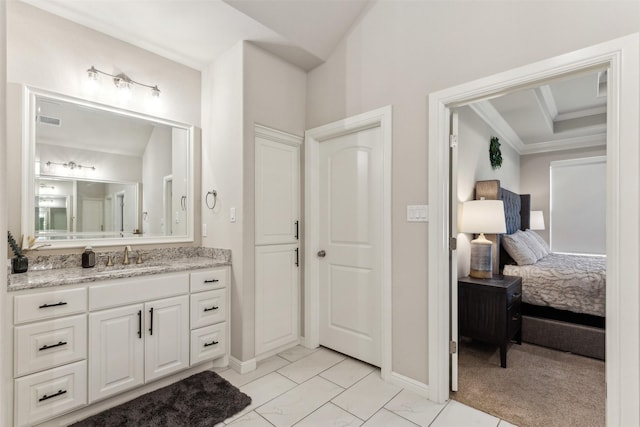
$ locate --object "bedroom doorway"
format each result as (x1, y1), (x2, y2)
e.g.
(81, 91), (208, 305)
(451, 75), (608, 425)
(427, 34), (640, 426)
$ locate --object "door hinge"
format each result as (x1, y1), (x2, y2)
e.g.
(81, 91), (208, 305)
(449, 134), (458, 148)
(449, 237), (457, 251)
(449, 341), (457, 354)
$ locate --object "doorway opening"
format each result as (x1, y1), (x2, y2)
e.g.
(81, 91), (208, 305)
(428, 34), (640, 426)
(451, 69), (608, 426)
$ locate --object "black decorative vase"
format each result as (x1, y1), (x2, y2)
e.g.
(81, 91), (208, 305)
(12, 256), (28, 274)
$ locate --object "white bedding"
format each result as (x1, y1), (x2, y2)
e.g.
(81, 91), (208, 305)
(503, 253), (606, 317)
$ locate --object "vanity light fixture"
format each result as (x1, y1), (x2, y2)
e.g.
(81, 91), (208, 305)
(46, 160), (96, 171)
(87, 66), (161, 98)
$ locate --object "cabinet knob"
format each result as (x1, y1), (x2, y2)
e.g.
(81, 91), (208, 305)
(317, 250), (326, 258)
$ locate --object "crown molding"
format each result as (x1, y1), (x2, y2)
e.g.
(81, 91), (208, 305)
(468, 101), (525, 154)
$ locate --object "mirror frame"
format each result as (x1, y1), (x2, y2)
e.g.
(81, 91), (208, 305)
(22, 86), (195, 248)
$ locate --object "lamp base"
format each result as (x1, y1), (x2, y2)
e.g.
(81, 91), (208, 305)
(469, 236), (493, 279)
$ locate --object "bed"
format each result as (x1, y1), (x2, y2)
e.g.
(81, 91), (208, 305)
(475, 180), (606, 360)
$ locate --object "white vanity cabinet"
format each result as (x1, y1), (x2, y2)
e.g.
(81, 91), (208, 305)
(189, 268), (230, 366)
(11, 266), (230, 426)
(88, 273), (190, 402)
(12, 287), (88, 427)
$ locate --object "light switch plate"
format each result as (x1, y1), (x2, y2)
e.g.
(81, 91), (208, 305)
(202, 223), (207, 237)
(230, 207), (236, 223)
(407, 204), (428, 222)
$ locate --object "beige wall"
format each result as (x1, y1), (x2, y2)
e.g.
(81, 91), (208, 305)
(306, 1), (640, 384)
(520, 146), (606, 245)
(201, 41), (306, 361)
(6, 2), (202, 252)
(456, 106), (520, 277)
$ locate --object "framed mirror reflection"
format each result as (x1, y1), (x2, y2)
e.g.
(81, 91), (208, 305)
(22, 87), (195, 247)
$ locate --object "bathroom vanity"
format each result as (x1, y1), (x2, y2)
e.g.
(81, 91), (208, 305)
(8, 248), (230, 427)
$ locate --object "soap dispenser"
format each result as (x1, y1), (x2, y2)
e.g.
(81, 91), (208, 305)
(82, 246), (96, 268)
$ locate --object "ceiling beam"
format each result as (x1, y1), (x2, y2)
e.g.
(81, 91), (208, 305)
(533, 86), (557, 134)
(468, 101), (525, 155)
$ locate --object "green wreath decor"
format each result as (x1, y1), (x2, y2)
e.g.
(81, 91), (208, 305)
(489, 136), (503, 170)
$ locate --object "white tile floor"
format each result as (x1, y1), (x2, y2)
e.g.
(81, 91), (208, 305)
(215, 346), (518, 427)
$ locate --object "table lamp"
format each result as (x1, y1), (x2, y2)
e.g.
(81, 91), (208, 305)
(530, 210), (545, 230)
(460, 199), (507, 278)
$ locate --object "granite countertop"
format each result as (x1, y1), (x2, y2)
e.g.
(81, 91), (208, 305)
(8, 247), (231, 292)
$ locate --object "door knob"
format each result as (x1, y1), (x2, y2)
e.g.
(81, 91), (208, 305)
(317, 250), (326, 258)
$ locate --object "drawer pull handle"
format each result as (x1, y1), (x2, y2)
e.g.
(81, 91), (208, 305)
(204, 340), (219, 347)
(137, 310), (142, 339)
(39, 301), (67, 309)
(204, 306), (219, 312)
(39, 341), (68, 351)
(512, 293), (522, 299)
(39, 389), (67, 402)
(149, 307), (154, 336)
(204, 279), (219, 284)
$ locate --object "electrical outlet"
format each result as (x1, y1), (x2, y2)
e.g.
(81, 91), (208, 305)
(230, 207), (236, 223)
(202, 223), (207, 237)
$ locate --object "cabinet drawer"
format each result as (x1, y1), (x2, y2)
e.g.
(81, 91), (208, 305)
(14, 288), (87, 325)
(14, 360), (87, 427)
(89, 272), (189, 310)
(190, 323), (227, 365)
(15, 314), (87, 377)
(191, 268), (228, 293)
(190, 289), (227, 329)
(507, 283), (523, 306)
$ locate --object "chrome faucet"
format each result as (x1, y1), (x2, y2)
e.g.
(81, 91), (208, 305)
(123, 245), (132, 265)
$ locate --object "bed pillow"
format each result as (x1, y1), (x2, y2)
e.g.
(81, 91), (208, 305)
(502, 232), (538, 265)
(525, 229), (551, 256)
(516, 229), (547, 260)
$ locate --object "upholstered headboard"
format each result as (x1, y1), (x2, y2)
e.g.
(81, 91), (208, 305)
(474, 180), (530, 273)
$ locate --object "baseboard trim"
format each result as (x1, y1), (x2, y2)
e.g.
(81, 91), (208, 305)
(388, 371), (430, 398)
(255, 339), (303, 362)
(229, 356), (257, 374)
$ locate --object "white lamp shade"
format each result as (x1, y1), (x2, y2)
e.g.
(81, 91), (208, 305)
(460, 200), (507, 234)
(530, 210), (545, 230)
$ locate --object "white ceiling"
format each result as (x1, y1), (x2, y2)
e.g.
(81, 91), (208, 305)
(470, 71), (607, 155)
(37, 96), (159, 157)
(21, 0), (371, 71)
(23, 0), (604, 155)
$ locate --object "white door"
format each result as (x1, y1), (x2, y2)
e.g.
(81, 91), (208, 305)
(317, 124), (384, 366)
(89, 304), (144, 402)
(449, 110), (459, 391)
(255, 244), (300, 355)
(255, 132), (301, 245)
(145, 295), (189, 382)
(81, 199), (104, 232)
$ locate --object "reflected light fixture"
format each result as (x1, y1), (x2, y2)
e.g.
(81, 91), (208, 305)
(87, 66), (161, 98)
(460, 199), (507, 279)
(46, 160), (96, 171)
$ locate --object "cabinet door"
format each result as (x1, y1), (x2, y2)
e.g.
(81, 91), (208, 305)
(89, 304), (144, 403)
(145, 295), (189, 382)
(255, 244), (300, 355)
(255, 134), (300, 245)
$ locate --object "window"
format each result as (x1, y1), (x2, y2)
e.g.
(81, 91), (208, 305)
(550, 156), (606, 255)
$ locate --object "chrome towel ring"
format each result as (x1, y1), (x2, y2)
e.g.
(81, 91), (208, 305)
(205, 190), (218, 210)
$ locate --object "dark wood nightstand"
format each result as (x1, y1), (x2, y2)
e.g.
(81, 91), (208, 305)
(458, 275), (522, 368)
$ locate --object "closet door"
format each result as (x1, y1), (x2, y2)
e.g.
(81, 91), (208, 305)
(255, 132), (300, 245)
(255, 244), (300, 355)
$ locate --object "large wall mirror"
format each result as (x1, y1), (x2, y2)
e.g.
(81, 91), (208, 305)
(22, 87), (194, 247)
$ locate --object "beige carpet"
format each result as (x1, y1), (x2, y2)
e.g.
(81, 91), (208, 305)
(452, 339), (605, 427)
